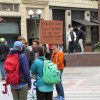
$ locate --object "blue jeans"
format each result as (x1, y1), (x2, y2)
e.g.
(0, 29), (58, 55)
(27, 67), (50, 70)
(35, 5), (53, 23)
(55, 70), (64, 98)
(0, 61), (5, 79)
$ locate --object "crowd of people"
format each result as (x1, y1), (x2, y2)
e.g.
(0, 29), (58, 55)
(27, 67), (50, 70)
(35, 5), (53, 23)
(0, 25), (85, 100)
(0, 36), (65, 100)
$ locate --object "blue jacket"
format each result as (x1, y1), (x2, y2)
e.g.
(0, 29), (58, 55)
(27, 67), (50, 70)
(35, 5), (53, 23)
(10, 49), (31, 89)
(31, 56), (54, 92)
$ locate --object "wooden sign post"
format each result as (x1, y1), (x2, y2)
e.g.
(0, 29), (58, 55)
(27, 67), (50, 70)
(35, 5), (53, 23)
(39, 20), (63, 44)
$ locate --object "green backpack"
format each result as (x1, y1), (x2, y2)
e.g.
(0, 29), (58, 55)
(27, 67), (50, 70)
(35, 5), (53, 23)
(42, 60), (61, 85)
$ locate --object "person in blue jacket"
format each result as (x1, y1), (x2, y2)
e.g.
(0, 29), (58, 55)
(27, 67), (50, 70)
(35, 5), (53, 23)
(10, 41), (31, 100)
(31, 46), (54, 100)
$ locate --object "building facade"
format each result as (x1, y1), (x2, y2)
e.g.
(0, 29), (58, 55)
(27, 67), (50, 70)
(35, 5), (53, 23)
(0, 0), (98, 49)
(99, 0), (100, 41)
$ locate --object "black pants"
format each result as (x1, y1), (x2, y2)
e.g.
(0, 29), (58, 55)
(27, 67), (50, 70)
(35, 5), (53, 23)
(36, 88), (53, 100)
(68, 41), (75, 53)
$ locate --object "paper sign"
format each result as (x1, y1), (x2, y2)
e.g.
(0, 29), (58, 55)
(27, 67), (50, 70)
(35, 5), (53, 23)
(0, 79), (36, 100)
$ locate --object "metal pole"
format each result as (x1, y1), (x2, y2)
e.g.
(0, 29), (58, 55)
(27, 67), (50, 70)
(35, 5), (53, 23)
(38, 15), (40, 40)
(31, 12), (41, 39)
(34, 15), (37, 39)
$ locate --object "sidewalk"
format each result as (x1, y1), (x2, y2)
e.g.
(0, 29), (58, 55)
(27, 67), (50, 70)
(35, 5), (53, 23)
(57, 67), (100, 100)
(1, 66), (100, 100)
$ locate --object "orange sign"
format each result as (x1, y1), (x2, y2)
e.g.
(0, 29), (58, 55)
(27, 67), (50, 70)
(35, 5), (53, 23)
(39, 20), (63, 44)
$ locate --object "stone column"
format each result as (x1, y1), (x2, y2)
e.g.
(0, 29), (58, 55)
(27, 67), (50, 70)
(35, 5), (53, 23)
(44, 5), (50, 20)
(20, 4), (27, 41)
(49, 9), (52, 20)
(84, 11), (91, 43)
(65, 10), (72, 50)
(38, 5), (50, 47)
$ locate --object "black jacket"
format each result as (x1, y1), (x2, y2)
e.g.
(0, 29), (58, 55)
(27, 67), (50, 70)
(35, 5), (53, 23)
(77, 30), (85, 40)
(29, 50), (36, 65)
(0, 43), (10, 61)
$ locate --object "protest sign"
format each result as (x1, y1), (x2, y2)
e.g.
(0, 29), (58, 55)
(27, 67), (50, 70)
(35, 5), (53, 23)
(39, 20), (63, 44)
(0, 79), (36, 100)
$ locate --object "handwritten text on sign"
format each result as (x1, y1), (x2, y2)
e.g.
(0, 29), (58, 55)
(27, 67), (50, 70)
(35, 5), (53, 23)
(39, 20), (63, 44)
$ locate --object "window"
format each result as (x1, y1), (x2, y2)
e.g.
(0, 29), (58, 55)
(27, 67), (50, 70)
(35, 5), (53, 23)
(72, 10), (84, 20)
(90, 11), (98, 20)
(0, 3), (19, 12)
(14, 4), (19, 12)
(2, 4), (13, 11)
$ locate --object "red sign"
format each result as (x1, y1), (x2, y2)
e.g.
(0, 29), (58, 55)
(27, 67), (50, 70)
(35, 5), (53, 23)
(39, 20), (63, 44)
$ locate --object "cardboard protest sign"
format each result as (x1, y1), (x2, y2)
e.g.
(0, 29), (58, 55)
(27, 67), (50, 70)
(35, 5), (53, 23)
(39, 20), (63, 44)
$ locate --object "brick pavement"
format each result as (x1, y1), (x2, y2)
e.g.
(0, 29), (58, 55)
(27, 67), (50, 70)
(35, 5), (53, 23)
(1, 67), (100, 100)
(53, 67), (100, 100)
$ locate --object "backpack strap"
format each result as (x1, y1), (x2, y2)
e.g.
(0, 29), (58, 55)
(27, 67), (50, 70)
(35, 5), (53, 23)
(37, 57), (46, 78)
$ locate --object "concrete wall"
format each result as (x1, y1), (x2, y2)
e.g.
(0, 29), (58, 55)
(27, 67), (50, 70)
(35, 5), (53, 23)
(48, 0), (98, 9)
(21, 0), (98, 9)
(0, 0), (20, 3)
(65, 52), (100, 66)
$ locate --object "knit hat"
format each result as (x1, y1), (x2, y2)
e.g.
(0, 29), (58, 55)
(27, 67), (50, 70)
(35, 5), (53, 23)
(0, 38), (5, 43)
(13, 41), (23, 49)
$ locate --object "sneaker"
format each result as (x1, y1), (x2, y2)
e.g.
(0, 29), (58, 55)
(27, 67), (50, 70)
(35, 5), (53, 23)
(58, 96), (64, 100)
(53, 96), (58, 100)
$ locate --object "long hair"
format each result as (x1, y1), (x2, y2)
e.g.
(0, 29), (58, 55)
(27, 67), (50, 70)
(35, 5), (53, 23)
(38, 46), (46, 56)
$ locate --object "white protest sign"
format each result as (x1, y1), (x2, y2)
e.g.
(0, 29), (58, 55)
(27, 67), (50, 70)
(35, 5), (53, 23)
(0, 79), (36, 100)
